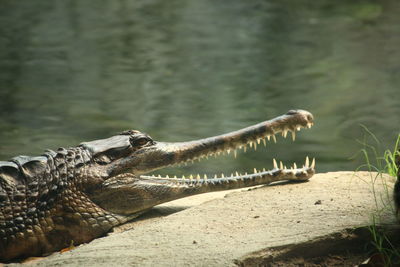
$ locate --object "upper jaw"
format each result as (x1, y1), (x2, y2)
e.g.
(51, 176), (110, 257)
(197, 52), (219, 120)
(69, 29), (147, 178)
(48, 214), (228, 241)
(109, 109), (315, 177)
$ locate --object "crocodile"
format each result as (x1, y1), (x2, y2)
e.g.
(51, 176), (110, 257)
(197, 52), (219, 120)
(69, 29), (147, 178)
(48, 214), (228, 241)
(0, 110), (315, 261)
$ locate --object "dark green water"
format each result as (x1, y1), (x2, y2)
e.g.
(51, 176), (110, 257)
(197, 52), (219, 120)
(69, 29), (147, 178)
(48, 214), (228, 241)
(0, 0), (399, 175)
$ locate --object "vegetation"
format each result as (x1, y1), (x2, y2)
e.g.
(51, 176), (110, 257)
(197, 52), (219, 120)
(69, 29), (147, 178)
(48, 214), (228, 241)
(355, 126), (400, 266)
(355, 125), (399, 177)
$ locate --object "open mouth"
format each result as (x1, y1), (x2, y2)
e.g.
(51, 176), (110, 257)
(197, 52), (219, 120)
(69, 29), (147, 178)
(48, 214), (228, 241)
(138, 110), (315, 184)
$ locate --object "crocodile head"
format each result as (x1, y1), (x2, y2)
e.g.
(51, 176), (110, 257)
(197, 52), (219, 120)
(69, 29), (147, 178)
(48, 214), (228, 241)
(81, 110), (315, 216)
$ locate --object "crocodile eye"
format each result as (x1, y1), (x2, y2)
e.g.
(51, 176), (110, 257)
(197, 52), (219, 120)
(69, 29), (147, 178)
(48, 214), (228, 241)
(130, 137), (151, 147)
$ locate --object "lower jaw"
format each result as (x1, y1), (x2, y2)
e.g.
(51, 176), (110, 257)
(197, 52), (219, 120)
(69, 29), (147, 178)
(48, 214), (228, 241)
(140, 157), (316, 182)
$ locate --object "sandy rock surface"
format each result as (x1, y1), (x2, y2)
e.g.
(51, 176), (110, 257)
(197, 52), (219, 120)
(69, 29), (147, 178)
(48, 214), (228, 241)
(7, 171), (397, 266)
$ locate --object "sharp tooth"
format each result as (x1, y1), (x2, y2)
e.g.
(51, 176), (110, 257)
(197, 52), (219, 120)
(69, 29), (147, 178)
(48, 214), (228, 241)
(249, 142), (253, 148)
(307, 122), (312, 128)
(230, 173), (233, 177)
(254, 142), (257, 150)
(284, 165), (287, 170)
(214, 174), (217, 179)
(234, 150), (237, 158)
(253, 168), (257, 174)
(263, 138), (267, 146)
(282, 129), (288, 138)
(293, 163), (297, 169)
(221, 173), (225, 178)
(235, 171), (239, 176)
(217, 151), (221, 156)
(244, 145), (247, 153)
(272, 135), (277, 143)
(262, 168), (266, 172)
(245, 172), (248, 175)
(189, 174), (193, 180)
(257, 139), (261, 145)
(273, 159), (278, 169)
(166, 175), (169, 178)
(291, 131), (296, 141)
(204, 174), (208, 181)
(305, 156), (310, 167)
(196, 174), (200, 180)
(227, 149), (231, 155)
(311, 158), (316, 169)
(280, 161), (284, 169)
(174, 175), (177, 178)
(296, 126), (301, 131)
(158, 175), (161, 178)
(267, 135), (270, 141)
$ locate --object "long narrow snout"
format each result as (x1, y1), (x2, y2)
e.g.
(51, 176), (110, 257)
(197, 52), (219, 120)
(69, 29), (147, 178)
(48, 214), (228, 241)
(114, 110), (314, 175)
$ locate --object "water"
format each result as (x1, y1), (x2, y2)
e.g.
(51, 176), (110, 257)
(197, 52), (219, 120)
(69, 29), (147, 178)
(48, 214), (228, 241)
(0, 0), (399, 174)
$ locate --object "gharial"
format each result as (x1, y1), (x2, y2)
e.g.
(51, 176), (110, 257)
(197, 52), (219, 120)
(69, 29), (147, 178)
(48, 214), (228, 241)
(0, 110), (315, 261)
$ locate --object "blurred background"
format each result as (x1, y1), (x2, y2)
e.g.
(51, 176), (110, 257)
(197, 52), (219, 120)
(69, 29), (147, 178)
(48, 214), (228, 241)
(0, 0), (399, 175)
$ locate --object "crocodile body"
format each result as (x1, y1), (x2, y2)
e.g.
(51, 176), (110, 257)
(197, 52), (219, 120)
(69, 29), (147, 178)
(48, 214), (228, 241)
(0, 110), (315, 261)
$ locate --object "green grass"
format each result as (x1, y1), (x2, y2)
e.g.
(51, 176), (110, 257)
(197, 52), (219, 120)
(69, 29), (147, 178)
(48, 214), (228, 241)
(355, 125), (399, 177)
(368, 218), (400, 266)
(355, 125), (400, 266)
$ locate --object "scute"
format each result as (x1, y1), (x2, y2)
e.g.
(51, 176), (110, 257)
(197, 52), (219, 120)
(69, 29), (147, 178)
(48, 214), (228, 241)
(80, 135), (131, 155)
(11, 156), (48, 181)
(0, 161), (20, 186)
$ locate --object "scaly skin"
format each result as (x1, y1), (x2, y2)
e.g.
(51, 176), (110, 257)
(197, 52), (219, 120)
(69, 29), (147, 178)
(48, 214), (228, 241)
(0, 110), (315, 261)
